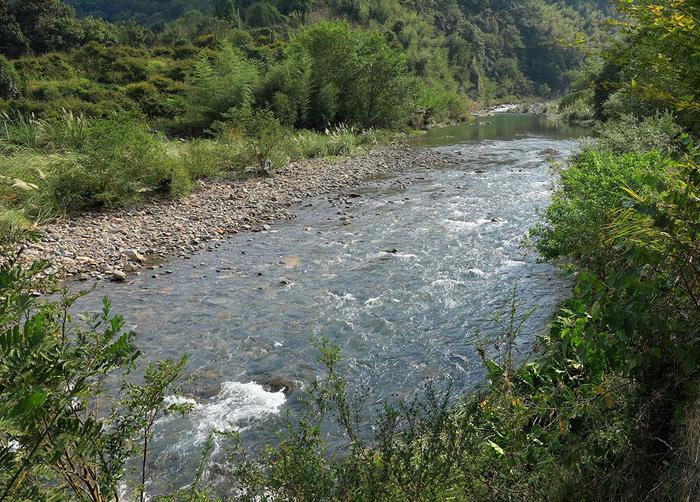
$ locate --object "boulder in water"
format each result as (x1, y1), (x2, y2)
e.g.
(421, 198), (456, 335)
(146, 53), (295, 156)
(258, 375), (300, 395)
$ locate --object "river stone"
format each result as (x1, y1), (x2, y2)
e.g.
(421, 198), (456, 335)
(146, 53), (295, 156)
(111, 270), (127, 282)
(125, 249), (145, 263)
(258, 376), (300, 395)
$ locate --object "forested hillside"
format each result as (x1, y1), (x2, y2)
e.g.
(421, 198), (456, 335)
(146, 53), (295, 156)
(5, 0), (613, 106)
(0, 0), (611, 224)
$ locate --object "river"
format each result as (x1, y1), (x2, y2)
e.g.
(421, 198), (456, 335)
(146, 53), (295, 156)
(74, 113), (588, 491)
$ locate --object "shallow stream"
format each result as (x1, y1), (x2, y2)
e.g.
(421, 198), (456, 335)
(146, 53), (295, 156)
(75, 113), (588, 490)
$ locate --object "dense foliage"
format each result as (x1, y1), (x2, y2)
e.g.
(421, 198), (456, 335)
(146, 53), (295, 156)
(0, 0), (610, 229)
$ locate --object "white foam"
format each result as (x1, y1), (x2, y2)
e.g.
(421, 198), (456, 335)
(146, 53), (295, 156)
(162, 381), (286, 445)
(364, 297), (383, 307)
(490, 103), (520, 113)
(430, 279), (466, 290)
(465, 268), (486, 278)
(328, 292), (356, 302)
(446, 218), (492, 230)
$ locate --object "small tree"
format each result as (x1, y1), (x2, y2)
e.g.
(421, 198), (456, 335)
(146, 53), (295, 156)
(0, 250), (189, 501)
(230, 107), (287, 175)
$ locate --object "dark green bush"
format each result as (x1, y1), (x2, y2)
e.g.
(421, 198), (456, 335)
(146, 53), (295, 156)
(0, 56), (22, 100)
(531, 148), (670, 272)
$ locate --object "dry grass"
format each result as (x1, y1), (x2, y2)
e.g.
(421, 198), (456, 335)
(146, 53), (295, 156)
(678, 396), (700, 501)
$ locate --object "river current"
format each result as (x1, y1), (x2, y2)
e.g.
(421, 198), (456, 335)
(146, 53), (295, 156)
(75, 113), (587, 490)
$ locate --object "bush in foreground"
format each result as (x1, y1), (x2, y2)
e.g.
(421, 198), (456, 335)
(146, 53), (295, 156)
(0, 251), (188, 501)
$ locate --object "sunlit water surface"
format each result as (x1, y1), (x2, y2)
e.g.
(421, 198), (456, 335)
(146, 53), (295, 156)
(74, 113), (587, 491)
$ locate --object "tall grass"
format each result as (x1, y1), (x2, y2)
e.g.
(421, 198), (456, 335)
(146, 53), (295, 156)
(0, 112), (388, 223)
(290, 125), (387, 159)
(0, 112), (184, 215)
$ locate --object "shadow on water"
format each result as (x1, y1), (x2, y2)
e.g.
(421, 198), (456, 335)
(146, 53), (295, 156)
(416, 112), (590, 146)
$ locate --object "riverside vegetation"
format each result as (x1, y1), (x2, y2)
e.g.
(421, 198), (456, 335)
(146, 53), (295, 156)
(0, 0), (612, 230)
(1, 0), (699, 501)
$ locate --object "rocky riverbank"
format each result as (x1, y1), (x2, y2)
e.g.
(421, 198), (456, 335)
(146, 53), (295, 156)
(24, 144), (455, 281)
(472, 101), (552, 118)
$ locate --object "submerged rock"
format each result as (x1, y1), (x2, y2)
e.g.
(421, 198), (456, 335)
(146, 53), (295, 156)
(258, 376), (301, 395)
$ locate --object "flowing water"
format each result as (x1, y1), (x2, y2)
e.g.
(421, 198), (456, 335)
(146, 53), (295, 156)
(75, 113), (588, 490)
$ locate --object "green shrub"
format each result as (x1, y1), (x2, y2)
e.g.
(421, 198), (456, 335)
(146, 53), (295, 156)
(123, 81), (158, 100)
(182, 41), (259, 132)
(147, 75), (187, 94)
(13, 52), (77, 81)
(26, 78), (102, 102)
(595, 112), (682, 154)
(226, 107), (288, 173)
(45, 116), (174, 211)
(72, 43), (153, 84)
(0, 253), (188, 501)
(0, 56), (22, 100)
(532, 148), (671, 272)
